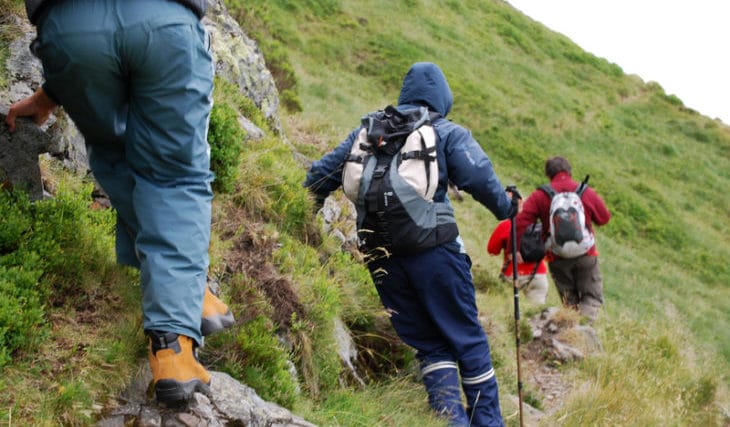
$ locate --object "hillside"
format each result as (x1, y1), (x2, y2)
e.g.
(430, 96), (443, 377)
(231, 0), (729, 423)
(1, 0), (728, 425)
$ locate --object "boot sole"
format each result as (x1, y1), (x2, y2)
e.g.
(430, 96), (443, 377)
(201, 310), (235, 336)
(155, 378), (211, 407)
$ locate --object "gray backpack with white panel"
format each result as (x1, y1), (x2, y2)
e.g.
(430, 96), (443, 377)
(342, 105), (458, 255)
(539, 176), (594, 258)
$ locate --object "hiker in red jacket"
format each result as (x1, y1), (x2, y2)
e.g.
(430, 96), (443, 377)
(487, 199), (548, 305)
(515, 156), (611, 321)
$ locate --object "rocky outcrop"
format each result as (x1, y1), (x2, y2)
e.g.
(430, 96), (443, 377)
(97, 368), (316, 427)
(528, 307), (603, 363)
(0, 113), (56, 200)
(317, 196), (359, 254)
(204, 0), (281, 133)
(1, 24), (87, 172)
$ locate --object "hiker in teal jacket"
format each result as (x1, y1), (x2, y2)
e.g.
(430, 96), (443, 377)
(6, 0), (233, 406)
(305, 62), (515, 427)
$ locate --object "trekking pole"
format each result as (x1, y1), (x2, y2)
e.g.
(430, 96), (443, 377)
(509, 205), (525, 427)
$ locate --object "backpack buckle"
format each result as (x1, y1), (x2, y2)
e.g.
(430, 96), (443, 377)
(372, 164), (388, 178)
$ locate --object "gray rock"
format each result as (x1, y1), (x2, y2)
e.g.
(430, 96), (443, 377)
(238, 114), (266, 140)
(527, 307), (603, 364)
(139, 406), (162, 427)
(334, 317), (366, 387)
(96, 368), (317, 426)
(212, 371), (316, 426)
(575, 325), (603, 353)
(319, 196), (358, 250)
(0, 113), (53, 200)
(204, 0), (281, 133)
(3, 28), (88, 171)
(95, 416), (126, 427)
(548, 337), (584, 362)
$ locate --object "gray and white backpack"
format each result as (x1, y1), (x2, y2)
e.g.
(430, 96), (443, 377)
(342, 105), (458, 255)
(539, 176), (594, 258)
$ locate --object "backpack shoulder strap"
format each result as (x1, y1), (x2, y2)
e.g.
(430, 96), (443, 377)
(538, 184), (555, 199)
(428, 111), (442, 122)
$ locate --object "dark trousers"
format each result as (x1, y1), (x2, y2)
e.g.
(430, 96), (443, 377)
(367, 245), (503, 426)
(548, 254), (604, 320)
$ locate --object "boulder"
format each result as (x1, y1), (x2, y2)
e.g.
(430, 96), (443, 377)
(0, 113), (54, 200)
(97, 368), (317, 426)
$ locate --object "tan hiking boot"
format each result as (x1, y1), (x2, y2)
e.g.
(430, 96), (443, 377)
(201, 285), (235, 336)
(147, 330), (211, 406)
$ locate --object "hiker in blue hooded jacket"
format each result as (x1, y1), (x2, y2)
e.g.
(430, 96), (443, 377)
(6, 0), (234, 406)
(305, 62), (516, 427)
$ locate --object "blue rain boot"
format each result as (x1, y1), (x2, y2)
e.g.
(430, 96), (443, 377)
(422, 361), (469, 426)
(462, 368), (504, 427)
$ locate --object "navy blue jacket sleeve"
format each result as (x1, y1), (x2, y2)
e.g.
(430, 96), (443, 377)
(303, 127), (361, 197)
(440, 122), (512, 220)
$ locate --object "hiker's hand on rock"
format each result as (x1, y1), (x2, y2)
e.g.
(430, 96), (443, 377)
(5, 87), (57, 133)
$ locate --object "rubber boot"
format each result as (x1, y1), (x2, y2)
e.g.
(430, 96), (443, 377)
(422, 362), (469, 426)
(201, 286), (235, 336)
(462, 370), (504, 427)
(147, 330), (211, 406)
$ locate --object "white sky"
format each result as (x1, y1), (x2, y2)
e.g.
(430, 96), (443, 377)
(506, 0), (730, 124)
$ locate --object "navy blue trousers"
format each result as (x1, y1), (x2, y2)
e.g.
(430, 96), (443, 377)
(368, 245), (503, 426)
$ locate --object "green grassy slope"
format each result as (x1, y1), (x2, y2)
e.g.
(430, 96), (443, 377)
(230, 0), (729, 424)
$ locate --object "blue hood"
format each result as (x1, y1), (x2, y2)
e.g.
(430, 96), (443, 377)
(397, 62), (453, 117)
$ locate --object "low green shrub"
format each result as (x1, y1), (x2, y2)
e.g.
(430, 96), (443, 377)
(0, 265), (44, 366)
(237, 315), (298, 407)
(209, 101), (246, 193)
(0, 185), (116, 366)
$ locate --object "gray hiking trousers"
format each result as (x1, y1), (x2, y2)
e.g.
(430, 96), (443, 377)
(548, 255), (604, 321)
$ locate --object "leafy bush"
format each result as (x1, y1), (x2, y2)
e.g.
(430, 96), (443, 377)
(0, 265), (44, 366)
(209, 102), (246, 193)
(0, 186), (116, 366)
(0, 190), (32, 253)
